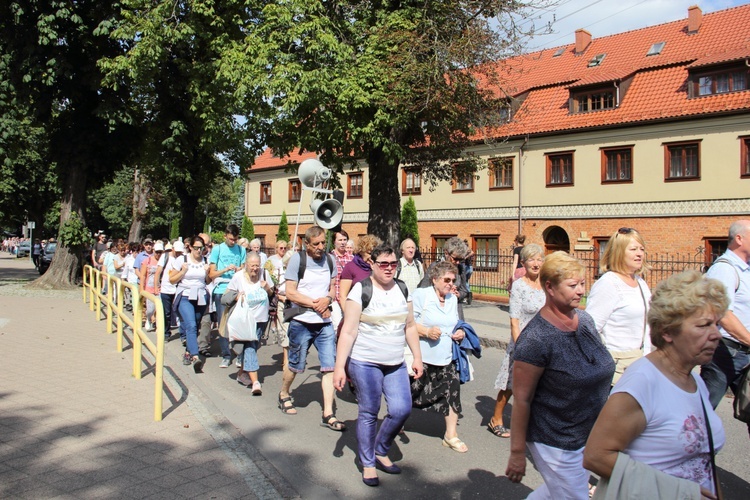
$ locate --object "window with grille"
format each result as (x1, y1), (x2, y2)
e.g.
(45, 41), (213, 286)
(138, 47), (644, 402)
(693, 67), (748, 97)
(742, 136), (750, 178)
(489, 158), (513, 189)
(546, 152), (574, 186)
(474, 236), (499, 271)
(601, 146), (633, 183)
(288, 179), (301, 202)
(664, 141), (700, 180)
(402, 169), (421, 195)
(572, 89), (615, 113)
(260, 182), (271, 204)
(347, 172), (363, 198)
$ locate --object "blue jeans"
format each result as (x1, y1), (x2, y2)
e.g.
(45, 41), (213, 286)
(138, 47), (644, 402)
(237, 322), (267, 372)
(177, 293), (208, 357)
(160, 293), (186, 339)
(347, 358), (412, 467)
(213, 293), (232, 359)
(287, 320), (336, 373)
(701, 339), (750, 409)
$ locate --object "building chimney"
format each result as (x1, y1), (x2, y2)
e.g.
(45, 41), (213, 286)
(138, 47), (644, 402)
(575, 29), (592, 54)
(688, 5), (702, 33)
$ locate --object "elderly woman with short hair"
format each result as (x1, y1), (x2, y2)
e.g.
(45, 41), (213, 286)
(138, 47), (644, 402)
(419, 237), (470, 319)
(506, 252), (615, 499)
(584, 271), (728, 499)
(411, 260), (468, 453)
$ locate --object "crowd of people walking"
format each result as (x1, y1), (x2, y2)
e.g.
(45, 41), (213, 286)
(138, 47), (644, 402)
(12, 218), (747, 498)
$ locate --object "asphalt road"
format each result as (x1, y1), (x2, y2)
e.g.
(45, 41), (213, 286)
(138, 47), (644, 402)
(171, 324), (750, 500)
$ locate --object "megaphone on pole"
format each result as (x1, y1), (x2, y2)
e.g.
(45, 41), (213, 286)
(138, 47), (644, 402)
(310, 198), (343, 230)
(298, 159), (332, 193)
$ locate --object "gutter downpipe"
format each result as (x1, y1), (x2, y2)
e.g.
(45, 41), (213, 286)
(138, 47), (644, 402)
(518, 135), (529, 235)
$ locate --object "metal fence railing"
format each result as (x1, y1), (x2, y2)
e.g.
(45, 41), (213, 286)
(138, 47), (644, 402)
(261, 245), (709, 301)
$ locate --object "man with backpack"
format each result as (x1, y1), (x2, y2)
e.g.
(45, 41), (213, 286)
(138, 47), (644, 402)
(701, 220), (750, 432)
(278, 226), (345, 432)
(396, 238), (424, 294)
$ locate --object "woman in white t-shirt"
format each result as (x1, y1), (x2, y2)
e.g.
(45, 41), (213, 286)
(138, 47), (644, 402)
(170, 235), (210, 372)
(224, 252), (274, 394)
(334, 244), (423, 487)
(584, 271), (728, 498)
(586, 227), (652, 384)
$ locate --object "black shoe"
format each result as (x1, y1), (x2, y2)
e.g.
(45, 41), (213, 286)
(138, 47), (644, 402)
(362, 475), (379, 487)
(192, 356), (204, 373)
(199, 349), (213, 358)
(375, 458), (401, 475)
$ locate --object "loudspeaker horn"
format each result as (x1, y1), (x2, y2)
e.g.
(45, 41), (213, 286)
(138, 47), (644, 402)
(310, 198), (343, 230)
(298, 158), (332, 192)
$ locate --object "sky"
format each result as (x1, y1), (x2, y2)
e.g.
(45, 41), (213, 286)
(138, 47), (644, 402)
(519, 0), (749, 51)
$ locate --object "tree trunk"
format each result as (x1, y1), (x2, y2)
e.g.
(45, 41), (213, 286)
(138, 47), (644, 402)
(176, 185), (199, 237)
(128, 167), (150, 242)
(366, 147), (401, 246)
(29, 166), (87, 289)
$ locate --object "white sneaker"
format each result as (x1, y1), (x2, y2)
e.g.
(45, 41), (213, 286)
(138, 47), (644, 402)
(144, 320), (151, 331)
(251, 381), (262, 396)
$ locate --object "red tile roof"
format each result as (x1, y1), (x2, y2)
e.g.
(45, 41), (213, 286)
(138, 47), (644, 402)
(252, 4), (750, 170)
(489, 4), (750, 137)
(251, 148), (319, 172)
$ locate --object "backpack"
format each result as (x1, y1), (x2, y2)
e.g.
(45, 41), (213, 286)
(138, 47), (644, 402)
(359, 276), (409, 310)
(294, 249), (334, 281)
(734, 364), (750, 423)
(711, 257), (740, 293)
(395, 258), (424, 281)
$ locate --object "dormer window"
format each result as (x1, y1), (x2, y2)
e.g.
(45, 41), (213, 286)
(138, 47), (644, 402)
(646, 42), (665, 56)
(571, 88), (616, 113)
(689, 62), (749, 97)
(587, 54), (605, 67)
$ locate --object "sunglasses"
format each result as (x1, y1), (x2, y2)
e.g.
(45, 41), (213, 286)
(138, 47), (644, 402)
(441, 277), (456, 283)
(192, 246), (204, 250)
(618, 227), (634, 234)
(374, 261), (398, 270)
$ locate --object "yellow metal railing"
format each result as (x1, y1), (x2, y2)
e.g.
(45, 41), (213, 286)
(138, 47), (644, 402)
(83, 265), (166, 421)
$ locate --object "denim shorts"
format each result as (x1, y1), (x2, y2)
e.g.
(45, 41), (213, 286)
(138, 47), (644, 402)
(287, 320), (336, 373)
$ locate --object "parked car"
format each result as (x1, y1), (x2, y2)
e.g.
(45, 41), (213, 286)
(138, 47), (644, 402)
(38, 242), (57, 274)
(16, 241), (31, 258)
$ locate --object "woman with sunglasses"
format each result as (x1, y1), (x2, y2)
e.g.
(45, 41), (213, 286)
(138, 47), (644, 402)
(410, 260), (469, 453)
(334, 244), (423, 487)
(170, 235), (210, 372)
(586, 227), (652, 385)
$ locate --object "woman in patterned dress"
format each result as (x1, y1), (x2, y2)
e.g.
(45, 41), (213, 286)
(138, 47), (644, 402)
(410, 261), (469, 453)
(488, 244), (545, 438)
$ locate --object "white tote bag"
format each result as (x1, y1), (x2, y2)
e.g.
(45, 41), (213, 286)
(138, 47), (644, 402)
(226, 298), (258, 342)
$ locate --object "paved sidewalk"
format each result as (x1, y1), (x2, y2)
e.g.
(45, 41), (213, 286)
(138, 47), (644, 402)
(0, 254), (294, 499)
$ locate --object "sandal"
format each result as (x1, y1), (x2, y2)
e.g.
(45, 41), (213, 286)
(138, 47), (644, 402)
(442, 436), (468, 453)
(321, 414), (346, 432)
(487, 421), (511, 438)
(278, 393), (297, 415)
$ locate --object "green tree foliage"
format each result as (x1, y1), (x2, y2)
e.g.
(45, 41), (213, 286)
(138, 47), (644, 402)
(100, 0), (265, 236)
(220, 1), (545, 244)
(232, 178), (246, 226)
(277, 211), (290, 243)
(170, 218), (180, 241)
(241, 216), (255, 241)
(1, 1), (138, 287)
(400, 196), (420, 247)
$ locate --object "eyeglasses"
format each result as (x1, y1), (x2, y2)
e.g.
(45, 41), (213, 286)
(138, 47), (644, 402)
(618, 227), (634, 234)
(448, 254), (461, 263)
(192, 246), (204, 250)
(374, 261), (398, 270)
(441, 277), (456, 283)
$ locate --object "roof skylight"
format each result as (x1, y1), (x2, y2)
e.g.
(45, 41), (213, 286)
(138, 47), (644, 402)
(647, 42), (666, 56)
(587, 54), (606, 67)
(553, 47), (565, 57)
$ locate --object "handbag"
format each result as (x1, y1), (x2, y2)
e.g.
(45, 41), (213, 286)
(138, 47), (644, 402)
(700, 394), (724, 500)
(733, 362), (750, 423)
(226, 298), (258, 342)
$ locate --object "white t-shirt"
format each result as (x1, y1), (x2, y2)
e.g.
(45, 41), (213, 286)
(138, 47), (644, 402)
(267, 254), (286, 294)
(226, 270), (270, 322)
(170, 255), (207, 297)
(586, 271), (652, 353)
(123, 254), (138, 284)
(347, 281), (411, 365)
(284, 252), (335, 324)
(158, 253), (179, 295)
(613, 357), (725, 492)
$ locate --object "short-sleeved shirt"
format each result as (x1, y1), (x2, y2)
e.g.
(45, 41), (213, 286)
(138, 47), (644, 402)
(133, 250), (151, 274)
(706, 249), (750, 343)
(341, 256), (371, 287)
(347, 281), (411, 365)
(209, 242), (246, 296)
(411, 287), (458, 366)
(331, 250), (353, 301)
(284, 252), (336, 324)
(158, 253), (179, 294)
(170, 255), (208, 297)
(613, 357), (724, 492)
(513, 311), (615, 450)
(267, 254), (286, 294)
(397, 257), (424, 294)
(226, 270), (270, 323)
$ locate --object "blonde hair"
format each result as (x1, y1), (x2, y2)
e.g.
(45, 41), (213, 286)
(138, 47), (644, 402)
(355, 234), (382, 256)
(540, 251), (584, 288)
(648, 270), (729, 349)
(599, 228), (650, 275)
